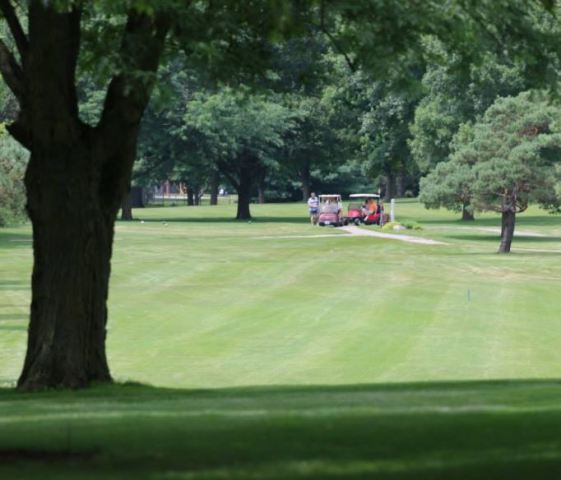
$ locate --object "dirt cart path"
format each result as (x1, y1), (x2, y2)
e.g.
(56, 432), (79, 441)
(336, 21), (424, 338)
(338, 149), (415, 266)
(340, 225), (447, 245)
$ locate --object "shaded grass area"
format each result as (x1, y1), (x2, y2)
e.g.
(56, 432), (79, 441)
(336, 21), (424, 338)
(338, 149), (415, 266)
(2, 381), (561, 479)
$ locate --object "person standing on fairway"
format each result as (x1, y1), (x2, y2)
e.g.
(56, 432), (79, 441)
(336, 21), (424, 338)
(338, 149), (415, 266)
(307, 192), (319, 225)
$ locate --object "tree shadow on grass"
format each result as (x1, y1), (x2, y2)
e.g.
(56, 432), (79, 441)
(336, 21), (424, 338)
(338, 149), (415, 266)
(2, 379), (561, 479)
(444, 234), (561, 243)
(0, 313), (27, 321)
(447, 250), (561, 257)
(135, 216), (309, 224)
(0, 232), (32, 249)
(423, 214), (561, 228)
(0, 280), (29, 292)
(0, 325), (26, 331)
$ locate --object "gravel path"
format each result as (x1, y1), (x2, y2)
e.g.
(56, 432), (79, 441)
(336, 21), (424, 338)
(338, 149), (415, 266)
(258, 226), (446, 245)
(340, 225), (447, 245)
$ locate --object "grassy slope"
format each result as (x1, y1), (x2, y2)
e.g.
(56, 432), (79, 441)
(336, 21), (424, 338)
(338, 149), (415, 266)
(1, 201), (561, 478)
(3, 382), (561, 479)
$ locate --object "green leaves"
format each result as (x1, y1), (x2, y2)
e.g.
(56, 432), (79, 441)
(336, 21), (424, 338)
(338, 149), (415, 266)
(420, 91), (561, 215)
(183, 87), (294, 171)
(0, 128), (27, 226)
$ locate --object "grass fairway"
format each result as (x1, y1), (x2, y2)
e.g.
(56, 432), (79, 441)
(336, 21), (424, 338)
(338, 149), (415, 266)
(1, 201), (561, 478)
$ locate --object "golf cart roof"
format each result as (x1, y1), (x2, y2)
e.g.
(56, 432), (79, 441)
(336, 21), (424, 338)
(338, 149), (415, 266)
(319, 194), (341, 199)
(349, 193), (380, 199)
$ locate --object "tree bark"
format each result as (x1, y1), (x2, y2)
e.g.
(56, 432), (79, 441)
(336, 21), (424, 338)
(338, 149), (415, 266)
(300, 164), (310, 202)
(461, 203), (474, 221)
(4, 4), (169, 391)
(236, 165), (252, 220)
(187, 187), (194, 206)
(498, 210), (516, 253)
(384, 173), (396, 201)
(21, 145), (115, 389)
(121, 188), (133, 220)
(396, 173), (406, 198)
(210, 171), (219, 206)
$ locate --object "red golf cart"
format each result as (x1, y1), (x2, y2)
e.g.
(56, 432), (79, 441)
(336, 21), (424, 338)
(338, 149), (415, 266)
(318, 194), (343, 227)
(345, 194), (388, 225)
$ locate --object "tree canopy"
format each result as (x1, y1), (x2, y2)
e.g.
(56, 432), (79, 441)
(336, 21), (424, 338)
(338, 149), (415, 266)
(421, 92), (561, 252)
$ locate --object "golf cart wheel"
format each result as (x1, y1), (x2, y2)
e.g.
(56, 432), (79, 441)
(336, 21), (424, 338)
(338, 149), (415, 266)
(354, 218), (360, 226)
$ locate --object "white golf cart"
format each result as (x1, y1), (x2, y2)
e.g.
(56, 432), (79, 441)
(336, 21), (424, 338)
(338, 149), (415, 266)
(318, 194), (343, 227)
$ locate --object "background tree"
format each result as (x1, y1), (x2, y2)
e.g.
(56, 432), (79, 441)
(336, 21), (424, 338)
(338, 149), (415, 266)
(359, 80), (421, 199)
(422, 92), (561, 253)
(410, 52), (527, 174)
(183, 88), (295, 219)
(419, 123), (477, 220)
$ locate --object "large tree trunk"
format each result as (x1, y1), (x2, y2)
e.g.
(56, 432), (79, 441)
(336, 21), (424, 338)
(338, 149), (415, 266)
(236, 165), (252, 220)
(462, 203), (474, 221)
(396, 173), (406, 198)
(210, 171), (219, 206)
(1, 3), (169, 390)
(121, 188), (133, 220)
(498, 210), (516, 253)
(20, 143), (117, 389)
(384, 173), (396, 201)
(187, 187), (194, 206)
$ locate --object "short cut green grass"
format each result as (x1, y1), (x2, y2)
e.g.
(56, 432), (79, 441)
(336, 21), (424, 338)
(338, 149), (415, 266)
(1, 200), (561, 478)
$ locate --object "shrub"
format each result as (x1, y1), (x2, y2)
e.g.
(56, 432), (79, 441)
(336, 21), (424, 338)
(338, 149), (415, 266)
(402, 220), (423, 230)
(382, 221), (422, 231)
(0, 132), (28, 226)
(381, 221), (402, 231)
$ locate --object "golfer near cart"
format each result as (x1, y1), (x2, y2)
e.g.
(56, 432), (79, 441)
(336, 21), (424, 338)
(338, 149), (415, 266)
(307, 192), (319, 225)
(345, 193), (388, 225)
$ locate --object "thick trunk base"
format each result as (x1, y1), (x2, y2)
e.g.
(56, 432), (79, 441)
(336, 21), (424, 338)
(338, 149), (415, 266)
(19, 213), (114, 391)
(498, 210), (516, 253)
(396, 173), (406, 198)
(236, 190), (252, 219)
(384, 173), (396, 201)
(236, 169), (252, 219)
(462, 204), (474, 221)
(210, 172), (219, 206)
(18, 146), (117, 391)
(121, 190), (133, 220)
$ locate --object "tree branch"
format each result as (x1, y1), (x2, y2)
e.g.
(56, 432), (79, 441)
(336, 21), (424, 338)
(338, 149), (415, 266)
(99, 11), (170, 132)
(0, 38), (23, 99)
(317, 0), (356, 72)
(217, 161), (240, 189)
(95, 10), (170, 212)
(6, 111), (30, 147)
(0, 0), (28, 58)
(458, 2), (505, 55)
